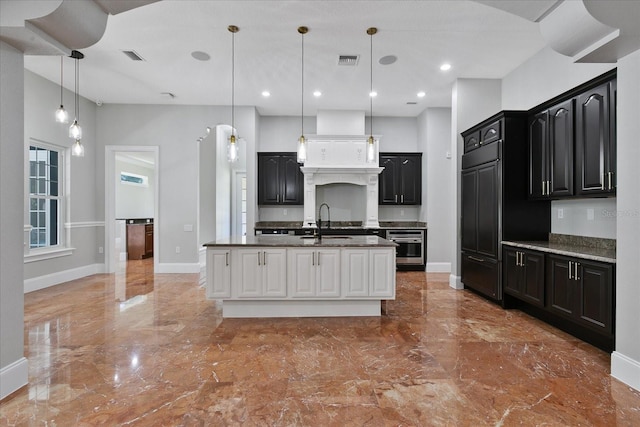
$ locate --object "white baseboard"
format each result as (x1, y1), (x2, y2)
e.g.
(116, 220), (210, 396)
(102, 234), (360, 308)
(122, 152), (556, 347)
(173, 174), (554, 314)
(449, 274), (463, 290)
(155, 263), (201, 274)
(611, 351), (640, 392)
(24, 263), (106, 293)
(426, 262), (451, 273)
(0, 357), (28, 400)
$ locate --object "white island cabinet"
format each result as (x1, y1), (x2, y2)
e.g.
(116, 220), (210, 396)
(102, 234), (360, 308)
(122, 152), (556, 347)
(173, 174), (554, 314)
(204, 235), (396, 318)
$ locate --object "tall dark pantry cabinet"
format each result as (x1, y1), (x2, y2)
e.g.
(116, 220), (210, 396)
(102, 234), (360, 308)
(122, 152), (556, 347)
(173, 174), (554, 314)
(461, 112), (550, 302)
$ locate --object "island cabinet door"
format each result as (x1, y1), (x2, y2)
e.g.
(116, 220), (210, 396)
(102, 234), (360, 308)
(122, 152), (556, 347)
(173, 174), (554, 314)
(287, 249), (340, 297)
(341, 249), (370, 297)
(370, 249), (395, 298)
(206, 249), (231, 298)
(315, 249), (341, 297)
(234, 249), (262, 297)
(261, 249), (287, 297)
(287, 249), (316, 297)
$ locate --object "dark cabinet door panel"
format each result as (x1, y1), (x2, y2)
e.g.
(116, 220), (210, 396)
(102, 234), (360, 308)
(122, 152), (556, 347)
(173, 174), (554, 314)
(576, 82), (613, 195)
(548, 100), (574, 197)
(528, 112), (548, 199)
(399, 156), (422, 205)
(480, 120), (502, 146)
(522, 251), (544, 307)
(503, 248), (521, 297)
(379, 156), (398, 204)
(578, 261), (613, 334)
(258, 155), (281, 204)
(461, 169), (478, 253)
(281, 156), (303, 204)
(462, 253), (499, 300)
(476, 163), (498, 258)
(464, 131), (480, 152)
(258, 153), (303, 205)
(547, 256), (574, 317)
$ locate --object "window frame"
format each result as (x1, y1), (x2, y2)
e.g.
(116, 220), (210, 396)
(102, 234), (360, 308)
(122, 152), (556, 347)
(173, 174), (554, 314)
(24, 139), (74, 262)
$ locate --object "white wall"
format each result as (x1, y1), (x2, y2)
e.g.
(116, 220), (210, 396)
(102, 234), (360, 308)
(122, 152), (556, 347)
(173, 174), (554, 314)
(612, 48), (640, 391)
(0, 41), (27, 399)
(420, 107), (453, 272)
(450, 79), (503, 286)
(551, 199), (616, 238)
(23, 70), (102, 281)
(115, 158), (155, 219)
(97, 104), (258, 269)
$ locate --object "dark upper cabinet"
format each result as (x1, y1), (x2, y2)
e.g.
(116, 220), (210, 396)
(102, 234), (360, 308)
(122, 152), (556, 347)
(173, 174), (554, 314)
(575, 81), (616, 196)
(503, 247), (545, 308)
(257, 153), (304, 205)
(463, 120), (502, 153)
(378, 153), (422, 205)
(528, 99), (574, 199)
(464, 131), (480, 153)
(529, 71), (616, 200)
(546, 254), (614, 335)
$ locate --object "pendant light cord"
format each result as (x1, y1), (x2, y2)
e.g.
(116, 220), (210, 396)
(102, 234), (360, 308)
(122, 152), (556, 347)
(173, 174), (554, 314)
(301, 28), (304, 136)
(75, 55), (80, 123)
(231, 29), (235, 136)
(369, 29), (373, 137)
(60, 57), (64, 105)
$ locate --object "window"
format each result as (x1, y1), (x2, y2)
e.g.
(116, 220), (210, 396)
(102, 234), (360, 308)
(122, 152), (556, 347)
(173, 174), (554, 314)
(120, 171), (148, 186)
(29, 146), (61, 249)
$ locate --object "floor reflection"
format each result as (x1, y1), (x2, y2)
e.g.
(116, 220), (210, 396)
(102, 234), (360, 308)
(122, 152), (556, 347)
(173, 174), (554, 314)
(1, 267), (639, 425)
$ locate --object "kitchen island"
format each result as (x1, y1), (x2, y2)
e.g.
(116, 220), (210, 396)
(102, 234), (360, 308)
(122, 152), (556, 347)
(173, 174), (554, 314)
(204, 235), (396, 318)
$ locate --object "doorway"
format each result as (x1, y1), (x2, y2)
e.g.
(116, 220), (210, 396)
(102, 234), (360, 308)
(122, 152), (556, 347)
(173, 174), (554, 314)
(105, 146), (159, 274)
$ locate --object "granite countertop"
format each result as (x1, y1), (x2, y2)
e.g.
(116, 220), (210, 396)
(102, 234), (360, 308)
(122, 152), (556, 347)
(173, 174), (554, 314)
(254, 221), (427, 230)
(204, 235), (397, 248)
(502, 234), (616, 264)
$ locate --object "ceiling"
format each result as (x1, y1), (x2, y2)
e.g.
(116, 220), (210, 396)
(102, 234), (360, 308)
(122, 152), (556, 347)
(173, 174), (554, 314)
(21, 0), (549, 117)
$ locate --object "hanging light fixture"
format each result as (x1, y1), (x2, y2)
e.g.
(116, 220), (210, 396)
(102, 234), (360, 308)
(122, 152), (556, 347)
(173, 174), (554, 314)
(227, 25), (239, 163)
(68, 50), (84, 143)
(71, 139), (85, 157)
(55, 56), (69, 124)
(297, 26), (309, 163)
(366, 27), (377, 163)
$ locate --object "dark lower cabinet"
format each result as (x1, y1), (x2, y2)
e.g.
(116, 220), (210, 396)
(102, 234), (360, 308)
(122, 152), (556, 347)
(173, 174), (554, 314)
(505, 247), (615, 351)
(503, 247), (544, 308)
(547, 254), (614, 335)
(461, 252), (499, 300)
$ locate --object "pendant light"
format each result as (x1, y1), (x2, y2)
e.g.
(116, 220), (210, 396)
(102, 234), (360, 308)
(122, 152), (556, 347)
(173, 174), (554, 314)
(55, 56), (69, 124)
(366, 27), (377, 163)
(297, 26), (308, 163)
(227, 25), (239, 163)
(68, 50), (84, 144)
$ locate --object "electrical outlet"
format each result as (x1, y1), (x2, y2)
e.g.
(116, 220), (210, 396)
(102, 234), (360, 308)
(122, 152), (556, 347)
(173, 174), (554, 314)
(283, 208), (288, 216)
(587, 208), (594, 220)
(176, 246), (181, 253)
(400, 209), (405, 217)
(98, 246), (103, 254)
(558, 208), (564, 219)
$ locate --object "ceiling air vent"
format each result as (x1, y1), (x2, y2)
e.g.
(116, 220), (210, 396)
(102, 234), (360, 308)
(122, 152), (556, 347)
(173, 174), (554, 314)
(122, 50), (145, 61)
(338, 55), (359, 66)
(406, 101), (418, 105)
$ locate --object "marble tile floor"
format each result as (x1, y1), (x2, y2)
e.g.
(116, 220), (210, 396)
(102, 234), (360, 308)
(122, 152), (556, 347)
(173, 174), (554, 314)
(1, 258), (639, 426)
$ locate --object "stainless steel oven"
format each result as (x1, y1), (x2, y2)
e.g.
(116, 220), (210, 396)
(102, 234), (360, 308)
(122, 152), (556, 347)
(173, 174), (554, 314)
(385, 230), (425, 266)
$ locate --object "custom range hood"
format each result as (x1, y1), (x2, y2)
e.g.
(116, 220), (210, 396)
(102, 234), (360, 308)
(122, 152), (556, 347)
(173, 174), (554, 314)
(301, 110), (383, 229)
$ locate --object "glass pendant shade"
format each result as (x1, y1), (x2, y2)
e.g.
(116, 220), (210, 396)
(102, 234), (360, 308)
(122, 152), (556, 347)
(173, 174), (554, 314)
(297, 135), (307, 163)
(69, 119), (82, 140)
(71, 139), (85, 157)
(367, 135), (376, 163)
(55, 105), (69, 124)
(227, 134), (238, 163)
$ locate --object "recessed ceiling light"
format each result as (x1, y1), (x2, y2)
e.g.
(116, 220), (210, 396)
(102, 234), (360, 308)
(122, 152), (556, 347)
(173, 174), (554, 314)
(261, 91), (271, 97)
(379, 55), (397, 65)
(191, 51), (210, 61)
(440, 63), (452, 71)
(417, 91), (426, 98)
(313, 90), (322, 97)
(369, 91), (378, 98)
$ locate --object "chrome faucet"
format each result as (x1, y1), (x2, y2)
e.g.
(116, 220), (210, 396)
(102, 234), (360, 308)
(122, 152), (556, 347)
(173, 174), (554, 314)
(318, 203), (331, 238)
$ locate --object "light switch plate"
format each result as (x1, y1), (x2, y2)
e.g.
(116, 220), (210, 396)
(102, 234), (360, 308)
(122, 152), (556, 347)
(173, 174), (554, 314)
(558, 208), (564, 219)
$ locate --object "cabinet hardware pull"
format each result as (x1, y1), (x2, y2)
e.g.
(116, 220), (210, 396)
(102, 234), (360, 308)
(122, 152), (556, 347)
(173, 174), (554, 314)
(601, 173), (605, 191)
(568, 261), (573, 280)
(547, 180), (551, 196)
(317, 251), (320, 266)
(258, 251), (261, 266)
(401, 194), (404, 204)
(542, 180), (546, 196)
(312, 252), (315, 266)
(277, 194), (279, 203)
(469, 256), (484, 262)
(515, 252), (519, 266)
(574, 262), (580, 280)
(395, 194), (398, 203)
(608, 172), (613, 190)
(263, 251), (267, 266)
(225, 252), (229, 266)
(519, 252), (523, 267)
